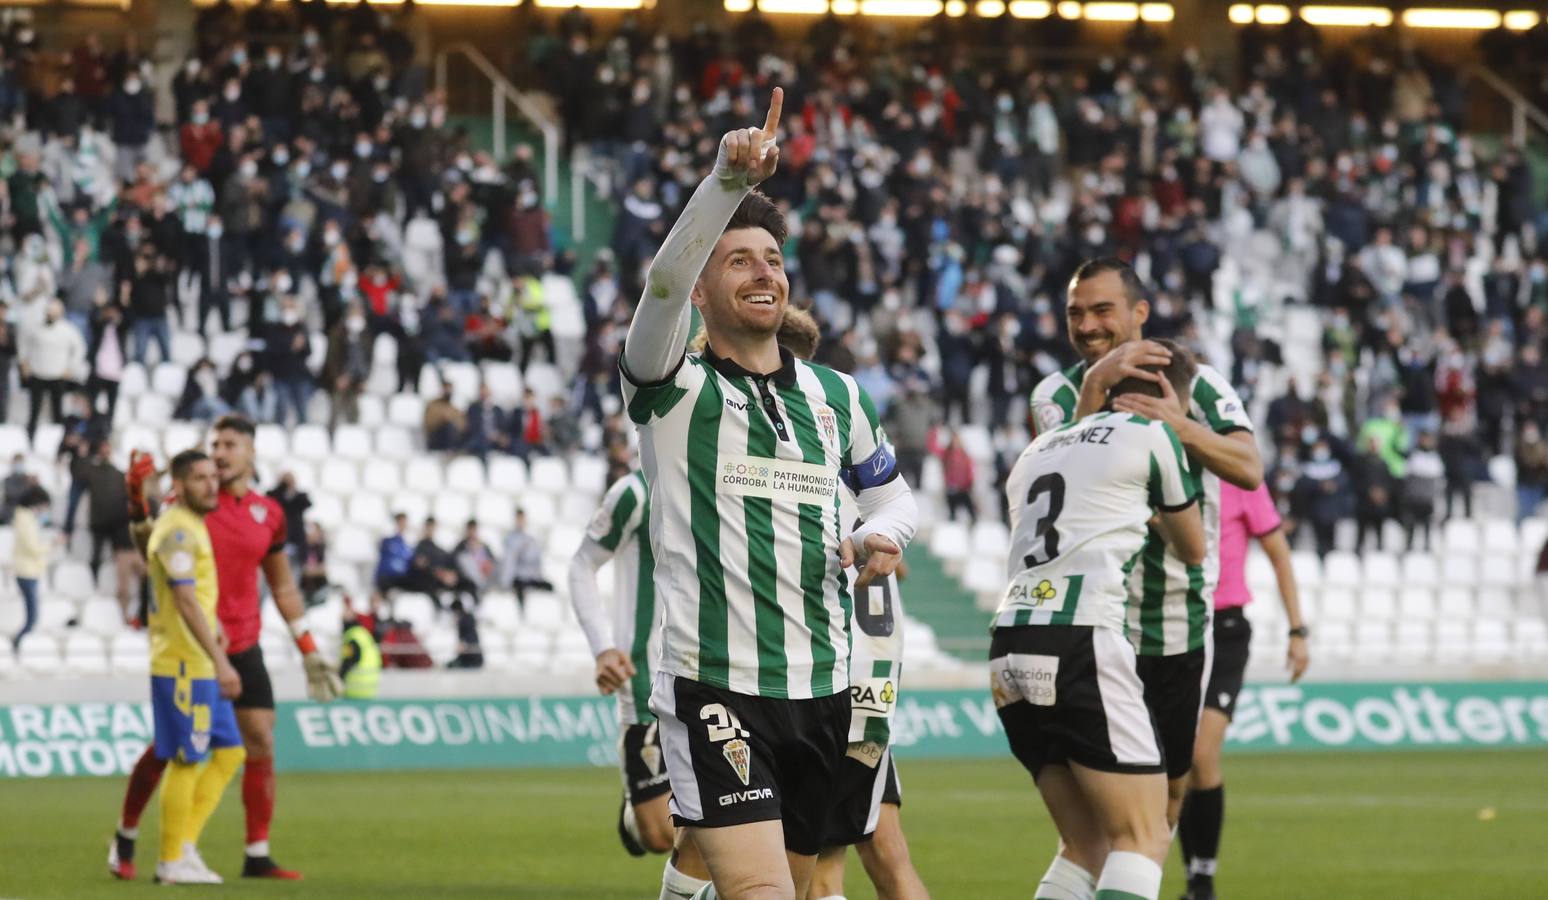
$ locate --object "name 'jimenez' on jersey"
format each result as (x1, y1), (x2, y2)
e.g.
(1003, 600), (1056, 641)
(995, 411), (1200, 633)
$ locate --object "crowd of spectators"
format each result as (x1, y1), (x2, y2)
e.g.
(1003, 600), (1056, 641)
(526, 8), (1548, 553)
(0, 6), (1545, 577)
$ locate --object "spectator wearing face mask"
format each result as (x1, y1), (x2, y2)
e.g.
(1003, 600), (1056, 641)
(174, 357), (232, 421)
(107, 71), (154, 182)
(220, 152), (267, 275)
(266, 297), (314, 426)
(21, 299), (87, 441)
(123, 250), (173, 364)
(1402, 431), (1445, 551)
(322, 302), (372, 428)
(86, 293), (127, 420)
(1294, 440), (1348, 559)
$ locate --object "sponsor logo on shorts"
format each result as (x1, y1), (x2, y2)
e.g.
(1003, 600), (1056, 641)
(718, 787), (773, 807)
(721, 737), (751, 786)
(993, 653), (1060, 707)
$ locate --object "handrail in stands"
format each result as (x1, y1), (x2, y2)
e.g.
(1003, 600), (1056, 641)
(1467, 64), (1548, 148)
(433, 41), (561, 214)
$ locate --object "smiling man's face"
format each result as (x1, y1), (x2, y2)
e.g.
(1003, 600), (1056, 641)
(1066, 269), (1148, 363)
(693, 227), (789, 343)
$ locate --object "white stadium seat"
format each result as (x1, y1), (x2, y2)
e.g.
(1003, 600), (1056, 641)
(1323, 552), (1361, 587)
(433, 493), (473, 527)
(1361, 552), (1400, 588)
(161, 421), (203, 457)
(487, 456), (528, 495)
(290, 425), (332, 460)
(1317, 588), (1355, 622)
(1398, 590), (1436, 620)
(151, 363), (186, 398)
(51, 561), (94, 600)
(1477, 555), (1517, 590)
(571, 456), (609, 495)
(1402, 552), (1439, 586)
(333, 425), (373, 460)
(17, 636), (63, 675)
(1479, 519), (1519, 556)
(376, 425), (416, 461)
(308, 493), (344, 529)
(170, 331), (205, 367)
(361, 459), (401, 495)
(332, 525), (377, 566)
(80, 598), (125, 636)
(0, 424), (27, 459)
(446, 457), (487, 495)
(1440, 556), (1478, 587)
(1360, 589), (1396, 621)
(482, 362), (523, 406)
(136, 394), (173, 427)
(403, 458), (444, 494)
(63, 633), (108, 675)
(1443, 519), (1480, 556)
(356, 395), (386, 428)
(527, 457), (570, 495)
(318, 459), (361, 494)
(1437, 589), (1473, 619)
(255, 424), (289, 459)
(1290, 551), (1322, 590)
(475, 494), (516, 533)
(388, 394), (426, 430)
(119, 363), (148, 398)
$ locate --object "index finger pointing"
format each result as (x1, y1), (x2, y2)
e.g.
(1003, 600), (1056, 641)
(762, 86), (784, 136)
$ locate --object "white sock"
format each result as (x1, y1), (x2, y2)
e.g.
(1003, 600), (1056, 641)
(1188, 856), (1218, 877)
(1035, 855), (1097, 900)
(117, 822), (138, 840)
(245, 840), (271, 857)
(623, 803), (644, 845)
(1095, 851), (1162, 900)
(661, 859), (710, 900)
(815, 896), (848, 900)
(689, 884), (719, 900)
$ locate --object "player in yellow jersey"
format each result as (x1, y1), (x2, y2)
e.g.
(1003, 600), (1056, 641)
(145, 450), (246, 885)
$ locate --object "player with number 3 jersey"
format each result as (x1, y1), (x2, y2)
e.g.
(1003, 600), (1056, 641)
(994, 350), (1204, 900)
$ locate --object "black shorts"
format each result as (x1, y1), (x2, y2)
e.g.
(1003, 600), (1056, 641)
(227, 644), (275, 711)
(651, 673), (849, 856)
(991, 625), (1165, 779)
(93, 523), (132, 551)
(1204, 608), (1251, 720)
(620, 721), (672, 805)
(824, 745), (902, 847)
(1135, 642), (1211, 780)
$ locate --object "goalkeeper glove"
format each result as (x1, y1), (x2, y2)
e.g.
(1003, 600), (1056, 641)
(291, 621), (344, 702)
(125, 450), (157, 522)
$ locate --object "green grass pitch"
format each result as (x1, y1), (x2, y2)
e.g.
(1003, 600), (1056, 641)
(3, 750), (1546, 898)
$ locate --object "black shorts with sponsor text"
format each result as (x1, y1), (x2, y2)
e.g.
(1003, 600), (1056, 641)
(824, 744), (902, 847)
(650, 673), (849, 856)
(227, 644), (275, 711)
(1135, 642), (1211, 779)
(1203, 608), (1251, 720)
(991, 625), (1165, 778)
(619, 721), (673, 805)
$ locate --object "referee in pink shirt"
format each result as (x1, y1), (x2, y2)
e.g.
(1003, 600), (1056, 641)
(1178, 481), (1310, 900)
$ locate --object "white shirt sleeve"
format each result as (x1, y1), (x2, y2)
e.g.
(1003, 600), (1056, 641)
(621, 141), (753, 384)
(566, 538), (615, 658)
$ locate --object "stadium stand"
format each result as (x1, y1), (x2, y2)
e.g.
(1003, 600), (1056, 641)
(0, 5), (1545, 685)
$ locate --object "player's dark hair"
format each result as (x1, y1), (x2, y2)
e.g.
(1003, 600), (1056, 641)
(20, 484), (50, 508)
(1069, 256), (1147, 307)
(213, 414), (257, 438)
(170, 449), (210, 481)
(1109, 339), (1197, 403)
(724, 190), (787, 245)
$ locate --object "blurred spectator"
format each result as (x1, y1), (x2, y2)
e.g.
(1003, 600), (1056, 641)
(0, 316), (14, 423)
(464, 384), (511, 461)
(446, 599), (484, 670)
(1517, 421), (1548, 523)
(77, 441), (141, 624)
(410, 516), (480, 610)
(374, 512), (415, 594)
(0, 454), (30, 525)
(1294, 438), (1347, 559)
(499, 509), (552, 610)
(339, 607), (384, 697)
(322, 303), (371, 429)
(11, 485), (51, 651)
(453, 519), (498, 598)
(86, 297), (127, 421)
(932, 428), (977, 524)
(175, 358), (233, 421)
(299, 523), (330, 608)
(423, 384), (465, 452)
(23, 299), (87, 440)
(1403, 431), (1445, 552)
(265, 297), (313, 427)
(239, 371), (280, 424)
(57, 391), (99, 539)
(267, 473), (312, 565)
(125, 251), (174, 365)
(1351, 434), (1395, 553)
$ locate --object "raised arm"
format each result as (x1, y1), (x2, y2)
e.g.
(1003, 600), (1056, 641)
(622, 87), (783, 383)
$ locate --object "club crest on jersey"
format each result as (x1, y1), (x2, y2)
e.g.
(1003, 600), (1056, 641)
(722, 738), (751, 786)
(249, 503), (268, 524)
(1036, 403), (1065, 433)
(814, 406), (838, 448)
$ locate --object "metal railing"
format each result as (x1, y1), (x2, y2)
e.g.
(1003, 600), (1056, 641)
(1468, 64), (1548, 148)
(433, 41), (560, 210)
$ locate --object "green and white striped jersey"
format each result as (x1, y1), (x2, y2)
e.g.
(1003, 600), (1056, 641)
(580, 471), (658, 725)
(996, 411), (1199, 631)
(622, 346), (897, 700)
(1028, 361), (1253, 655)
